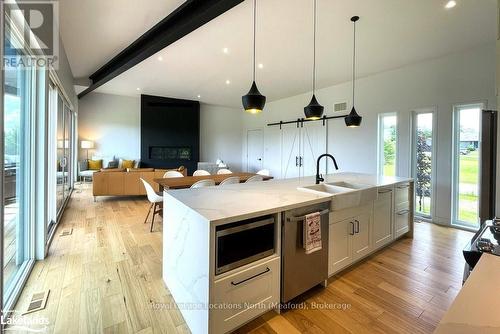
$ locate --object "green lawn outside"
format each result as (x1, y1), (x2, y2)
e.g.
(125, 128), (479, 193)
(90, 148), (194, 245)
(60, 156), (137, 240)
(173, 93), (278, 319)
(459, 150), (479, 184)
(457, 150), (479, 225)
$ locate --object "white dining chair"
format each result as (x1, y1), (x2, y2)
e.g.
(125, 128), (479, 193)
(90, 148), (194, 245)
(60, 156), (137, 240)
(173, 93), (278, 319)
(140, 178), (163, 232)
(191, 179), (216, 188)
(193, 169), (211, 176)
(163, 170), (184, 178)
(217, 168), (232, 175)
(256, 169), (270, 176)
(219, 176), (240, 186)
(245, 175), (264, 183)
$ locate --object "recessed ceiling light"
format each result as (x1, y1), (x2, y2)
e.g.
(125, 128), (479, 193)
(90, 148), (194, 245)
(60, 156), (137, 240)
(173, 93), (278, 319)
(445, 0), (456, 9)
(136, 88), (141, 91)
(225, 80), (231, 85)
(223, 47), (229, 54)
(158, 56), (163, 61)
(197, 95), (201, 98)
(258, 63), (264, 69)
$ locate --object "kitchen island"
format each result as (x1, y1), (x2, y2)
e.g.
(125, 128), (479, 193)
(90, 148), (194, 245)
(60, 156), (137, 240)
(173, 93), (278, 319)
(162, 172), (414, 334)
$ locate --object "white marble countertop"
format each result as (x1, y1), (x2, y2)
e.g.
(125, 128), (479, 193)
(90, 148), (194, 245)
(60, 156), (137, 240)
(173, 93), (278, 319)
(163, 172), (412, 223)
(434, 253), (500, 334)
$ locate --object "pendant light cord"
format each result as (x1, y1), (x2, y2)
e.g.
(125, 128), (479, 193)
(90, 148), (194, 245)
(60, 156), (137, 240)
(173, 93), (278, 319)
(312, 0), (317, 94)
(352, 19), (356, 105)
(253, 0), (256, 82)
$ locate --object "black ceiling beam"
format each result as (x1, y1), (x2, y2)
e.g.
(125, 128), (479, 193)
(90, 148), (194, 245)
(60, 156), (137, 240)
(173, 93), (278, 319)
(78, 0), (244, 99)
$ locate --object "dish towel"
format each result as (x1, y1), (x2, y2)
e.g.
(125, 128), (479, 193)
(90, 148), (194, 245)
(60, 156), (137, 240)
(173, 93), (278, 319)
(303, 212), (322, 254)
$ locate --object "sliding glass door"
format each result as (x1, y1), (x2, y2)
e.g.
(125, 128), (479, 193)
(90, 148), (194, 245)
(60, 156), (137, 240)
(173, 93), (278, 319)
(3, 25), (35, 306)
(412, 110), (435, 218)
(452, 103), (483, 229)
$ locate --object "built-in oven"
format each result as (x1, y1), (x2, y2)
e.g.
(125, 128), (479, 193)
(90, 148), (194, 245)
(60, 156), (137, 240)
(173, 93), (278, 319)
(215, 215), (275, 275)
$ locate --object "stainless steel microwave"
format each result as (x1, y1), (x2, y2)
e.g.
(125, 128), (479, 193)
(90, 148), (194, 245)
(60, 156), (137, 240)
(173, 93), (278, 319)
(215, 216), (275, 275)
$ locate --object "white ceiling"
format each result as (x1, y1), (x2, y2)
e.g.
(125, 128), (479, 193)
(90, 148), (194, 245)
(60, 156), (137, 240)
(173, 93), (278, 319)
(60, 0), (185, 79)
(63, 0), (497, 107)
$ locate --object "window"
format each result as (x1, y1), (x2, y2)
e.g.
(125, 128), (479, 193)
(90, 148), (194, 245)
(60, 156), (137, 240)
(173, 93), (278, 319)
(3, 19), (36, 307)
(412, 110), (435, 218)
(378, 113), (397, 176)
(452, 103), (483, 229)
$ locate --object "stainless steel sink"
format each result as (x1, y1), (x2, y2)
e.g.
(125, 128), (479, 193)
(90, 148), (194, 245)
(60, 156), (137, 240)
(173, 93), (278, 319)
(298, 181), (378, 211)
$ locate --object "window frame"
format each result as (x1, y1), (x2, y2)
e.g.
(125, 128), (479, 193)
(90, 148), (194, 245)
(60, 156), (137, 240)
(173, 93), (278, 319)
(377, 112), (398, 176)
(451, 102), (485, 230)
(410, 108), (437, 220)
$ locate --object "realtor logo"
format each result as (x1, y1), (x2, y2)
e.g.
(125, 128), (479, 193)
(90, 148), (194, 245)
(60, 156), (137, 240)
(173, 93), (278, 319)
(2, 0), (59, 69)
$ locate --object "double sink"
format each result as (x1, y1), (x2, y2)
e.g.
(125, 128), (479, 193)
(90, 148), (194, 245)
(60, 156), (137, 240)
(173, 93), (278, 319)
(298, 181), (378, 211)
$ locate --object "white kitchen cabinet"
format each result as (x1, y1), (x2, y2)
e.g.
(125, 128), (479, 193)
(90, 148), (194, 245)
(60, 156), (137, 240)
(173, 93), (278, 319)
(328, 217), (354, 275)
(373, 187), (394, 250)
(351, 211), (372, 261)
(280, 122), (326, 179)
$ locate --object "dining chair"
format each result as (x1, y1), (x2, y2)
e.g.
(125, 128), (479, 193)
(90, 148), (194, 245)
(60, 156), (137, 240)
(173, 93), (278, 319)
(219, 176), (240, 186)
(164, 170), (184, 178)
(191, 179), (216, 188)
(245, 175), (264, 183)
(140, 178), (163, 232)
(217, 168), (232, 175)
(256, 169), (270, 176)
(193, 169), (211, 176)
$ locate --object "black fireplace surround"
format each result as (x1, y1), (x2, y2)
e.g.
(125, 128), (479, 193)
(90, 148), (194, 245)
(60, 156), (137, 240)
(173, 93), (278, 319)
(140, 95), (200, 174)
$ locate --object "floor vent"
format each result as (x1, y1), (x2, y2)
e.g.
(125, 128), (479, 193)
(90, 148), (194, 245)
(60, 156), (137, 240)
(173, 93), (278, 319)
(23, 290), (50, 315)
(60, 228), (73, 236)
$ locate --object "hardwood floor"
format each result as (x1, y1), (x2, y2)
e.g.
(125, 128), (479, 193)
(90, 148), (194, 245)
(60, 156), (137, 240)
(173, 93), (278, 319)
(11, 184), (473, 334)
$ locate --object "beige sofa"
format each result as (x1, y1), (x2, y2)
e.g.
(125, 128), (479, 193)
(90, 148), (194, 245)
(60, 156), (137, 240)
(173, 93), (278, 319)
(92, 167), (186, 199)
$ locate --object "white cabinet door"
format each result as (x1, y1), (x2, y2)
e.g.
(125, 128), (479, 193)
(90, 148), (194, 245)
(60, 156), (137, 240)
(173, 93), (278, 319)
(281, 125), (301, 179)
(301, 122), (327, 177)
(373, 188), (393, 250)
(351, 211), (372, 261)
(328, 217), (353, 276)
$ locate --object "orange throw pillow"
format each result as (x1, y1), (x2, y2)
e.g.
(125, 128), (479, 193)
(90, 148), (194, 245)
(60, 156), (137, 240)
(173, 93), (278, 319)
(88, 159), (103, 170)
(122, 160), (135, 169)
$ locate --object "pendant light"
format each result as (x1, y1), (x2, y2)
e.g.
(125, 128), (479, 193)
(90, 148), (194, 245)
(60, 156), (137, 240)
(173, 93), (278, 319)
(345, 16), (362, 127)
(304, 0), (324, 120)
(242, 0), (266, 114)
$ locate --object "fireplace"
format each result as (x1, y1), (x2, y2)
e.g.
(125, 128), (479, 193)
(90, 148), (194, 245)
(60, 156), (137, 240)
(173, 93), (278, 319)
(141, 95), (200, 173)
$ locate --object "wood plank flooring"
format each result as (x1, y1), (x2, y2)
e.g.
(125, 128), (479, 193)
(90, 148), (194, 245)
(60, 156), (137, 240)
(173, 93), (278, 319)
(11, 184), (473, 333)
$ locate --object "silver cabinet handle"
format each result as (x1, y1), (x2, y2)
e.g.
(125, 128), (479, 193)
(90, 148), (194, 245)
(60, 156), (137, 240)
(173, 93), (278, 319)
(378, 188), (392, 194)
(397, 209), (410, 215)
(349, 221), (355, 235)
(295, 156), (299, 167)
(299, 156), (303, 167)
(231, 267), (270, 286)
(355, 219), (360, 233)
(397, 184), (409, 189)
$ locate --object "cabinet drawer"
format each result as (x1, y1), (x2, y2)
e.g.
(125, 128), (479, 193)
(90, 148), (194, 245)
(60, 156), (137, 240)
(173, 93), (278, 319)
(394, 208), (410, 237)
(395, 183), (410, 205)
(212, 257), (279, 334)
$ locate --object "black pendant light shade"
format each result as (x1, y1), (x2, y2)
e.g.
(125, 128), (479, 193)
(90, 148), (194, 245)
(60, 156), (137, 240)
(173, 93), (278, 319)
(242, 81), (266, 114)
(242, 0), (266, 114)
(345, 15), (362, 127)
(345, 106), (362, 127)
(304, 94), (324, 120)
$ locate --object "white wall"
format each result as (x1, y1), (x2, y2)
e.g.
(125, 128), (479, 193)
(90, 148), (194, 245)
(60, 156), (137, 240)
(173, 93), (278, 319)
(78, 92), (141, 160)
(242, 44), (497, 226)
(200, 104), (243, 171)
(77, 95), (244, 170)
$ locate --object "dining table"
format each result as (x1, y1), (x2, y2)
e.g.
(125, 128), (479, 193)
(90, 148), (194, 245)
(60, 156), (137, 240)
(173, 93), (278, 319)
(154, 172), (273, 191)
